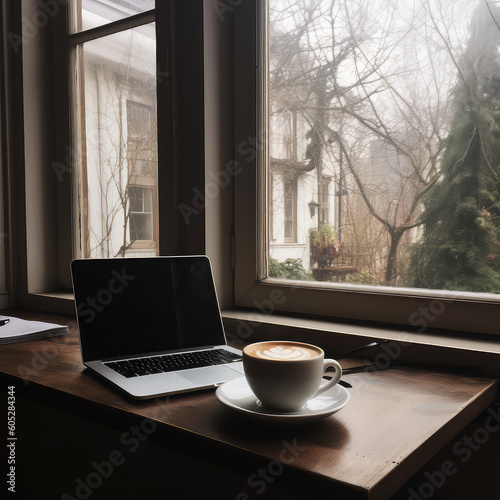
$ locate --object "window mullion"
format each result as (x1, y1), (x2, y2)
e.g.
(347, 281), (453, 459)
(68, 10), (155, 46)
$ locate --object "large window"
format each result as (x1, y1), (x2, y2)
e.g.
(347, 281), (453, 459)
(267, 0), (500, 294)
(7, 0), (211, 312)
(234, 0), (500, 335)
(8, 0), (500, 335)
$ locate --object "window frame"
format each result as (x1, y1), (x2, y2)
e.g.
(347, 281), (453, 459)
(7, 0), (500, 339)
(233, 0), (500, 337)
(0, 1), (12, 310)
(7, 0), (210, 313)
(69, 8), (158, 260)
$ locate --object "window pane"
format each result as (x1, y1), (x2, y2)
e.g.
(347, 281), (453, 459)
(128, 185), (144, 212)
(129, 186), (153, 241)
(283, 178), (296, 242)
(127, 100), (151, 139)
(267, 0), (500, 295)
(130, 212), (153, 241)
(74, 0), (155, 33)
(144, 186), (153, 208)
(77, 24), (158, 257)
(126, 100), (156, 178)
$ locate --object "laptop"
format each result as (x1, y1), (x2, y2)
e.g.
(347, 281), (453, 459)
(71, 256), (244, 399)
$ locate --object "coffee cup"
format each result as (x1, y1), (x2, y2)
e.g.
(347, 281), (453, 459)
(242, 341), (342, 413)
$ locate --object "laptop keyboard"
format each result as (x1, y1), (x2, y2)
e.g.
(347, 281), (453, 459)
(104, 349), (242, 378)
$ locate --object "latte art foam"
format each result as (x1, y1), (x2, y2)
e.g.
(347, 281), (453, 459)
(257, 346), (312, 360)
(246, 343), (320, 361)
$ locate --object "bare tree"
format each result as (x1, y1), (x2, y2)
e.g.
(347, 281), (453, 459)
(269, 0), (476, 285)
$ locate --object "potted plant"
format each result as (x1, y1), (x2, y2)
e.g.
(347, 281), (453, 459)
(310, 224), (341, 267)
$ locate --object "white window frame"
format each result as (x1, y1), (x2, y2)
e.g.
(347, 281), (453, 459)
(233, 0), (500, 337)
(128, 185), (154, 242)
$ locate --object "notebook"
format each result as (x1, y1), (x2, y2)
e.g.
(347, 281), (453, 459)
(0, 315), (68, 345)
(70, 256), (243, 399)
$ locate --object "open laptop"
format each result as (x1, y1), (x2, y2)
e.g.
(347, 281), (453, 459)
(71, 256), (243, 399)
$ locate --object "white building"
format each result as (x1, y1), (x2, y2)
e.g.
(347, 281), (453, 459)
(269, 109), (336, 273)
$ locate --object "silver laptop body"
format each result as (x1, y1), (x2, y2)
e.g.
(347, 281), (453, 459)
(71, 256), (243, 399)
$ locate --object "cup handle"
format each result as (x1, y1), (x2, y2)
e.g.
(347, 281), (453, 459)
(316, 359), (342, 397)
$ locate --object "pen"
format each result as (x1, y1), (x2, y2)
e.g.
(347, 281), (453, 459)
(0, 319), (10, 327)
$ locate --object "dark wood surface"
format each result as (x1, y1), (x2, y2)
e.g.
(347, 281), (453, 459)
(0, 310), (498, 500)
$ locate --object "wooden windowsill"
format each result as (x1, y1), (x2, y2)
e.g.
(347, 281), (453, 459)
(221, 309), (500, 379)
(15, 297), (500, 378)
(0, 310), (498, 499)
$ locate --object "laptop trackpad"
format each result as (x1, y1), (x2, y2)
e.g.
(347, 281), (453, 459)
(181, 366), (240, 385)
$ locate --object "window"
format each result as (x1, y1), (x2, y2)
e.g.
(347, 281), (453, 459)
(128, 185), (153, 241)
(234, 0), (500, 336)
(7, 0), (500, 337)
(319, 175), (331, 226)
(7, 0), (209, 311)
(70, 2), (158, 258)
(126, 101), (157, 186)
(283, 177), (296, 242)
(126, 100), (158, 251)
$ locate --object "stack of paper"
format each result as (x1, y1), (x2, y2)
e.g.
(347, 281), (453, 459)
(0, 315), (68, 345)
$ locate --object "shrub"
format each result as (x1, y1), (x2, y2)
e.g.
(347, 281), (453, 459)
(269, 258), (315, 281)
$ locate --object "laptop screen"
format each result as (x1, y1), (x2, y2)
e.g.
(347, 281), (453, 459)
(71, 256), (227, 362)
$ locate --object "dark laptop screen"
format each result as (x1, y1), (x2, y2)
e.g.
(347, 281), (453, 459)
(71, 256), (227, 362)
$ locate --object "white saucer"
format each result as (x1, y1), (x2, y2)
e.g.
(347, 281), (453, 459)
(215, 377), (350, 422)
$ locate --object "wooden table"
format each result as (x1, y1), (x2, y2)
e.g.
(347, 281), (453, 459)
(0, 311), (497, 500)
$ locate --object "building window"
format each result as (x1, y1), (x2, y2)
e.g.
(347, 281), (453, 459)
(128, 186), (153, 241)
(319, 175), (331, 226)
(125, 100), (158, 251)
(126, 100), (157, 181)
(283, 177), (297, 243)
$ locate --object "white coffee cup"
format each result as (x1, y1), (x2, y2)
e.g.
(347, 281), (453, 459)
(242, 340), (342, 412)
